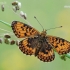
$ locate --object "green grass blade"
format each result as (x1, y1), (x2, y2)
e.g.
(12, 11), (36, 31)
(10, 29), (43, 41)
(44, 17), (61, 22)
(0, 20), (11, 27)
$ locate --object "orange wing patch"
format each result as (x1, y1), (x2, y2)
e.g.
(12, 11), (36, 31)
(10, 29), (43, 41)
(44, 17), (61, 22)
(36, 38), (55, 62)
(47, 36), (70, 55)
(37, 49), (55, 62)
(11, 21), (39, 38)
(19, 38), (36, 55)
(19, 37), (40, 55)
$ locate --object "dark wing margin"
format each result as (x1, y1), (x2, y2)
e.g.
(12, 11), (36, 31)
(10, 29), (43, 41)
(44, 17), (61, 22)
(11, 21), (40, 38)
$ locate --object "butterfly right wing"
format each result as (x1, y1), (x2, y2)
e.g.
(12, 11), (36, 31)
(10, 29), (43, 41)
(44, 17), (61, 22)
(37, 39), (55, 62)
(47, 35), (70, 55)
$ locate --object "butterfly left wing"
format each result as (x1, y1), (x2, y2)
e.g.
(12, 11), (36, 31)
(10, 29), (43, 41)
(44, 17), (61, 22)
(47, 35), (70, 55)
(11, 21), (40, 38)
(19, 37), (39, 55)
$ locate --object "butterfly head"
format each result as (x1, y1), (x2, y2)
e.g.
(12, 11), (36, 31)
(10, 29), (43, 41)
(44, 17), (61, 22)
(41, 29), (47, 37)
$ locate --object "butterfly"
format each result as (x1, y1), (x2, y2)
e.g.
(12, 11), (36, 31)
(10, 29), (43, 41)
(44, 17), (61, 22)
(11, 21), (70, 62)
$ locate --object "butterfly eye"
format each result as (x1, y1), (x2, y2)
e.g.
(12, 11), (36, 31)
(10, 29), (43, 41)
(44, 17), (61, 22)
(10, 40), (15, 45)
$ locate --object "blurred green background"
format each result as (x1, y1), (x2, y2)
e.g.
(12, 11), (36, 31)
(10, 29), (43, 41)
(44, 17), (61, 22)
(0, 0), (70, 70)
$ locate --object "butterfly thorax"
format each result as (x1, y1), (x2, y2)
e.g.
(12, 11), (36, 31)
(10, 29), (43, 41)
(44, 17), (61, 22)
(37, 30), (47, 43)
(35, 31), (47, 56)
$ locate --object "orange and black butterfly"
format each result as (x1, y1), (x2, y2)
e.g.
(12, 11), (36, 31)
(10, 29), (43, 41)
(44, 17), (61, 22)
(11, 21), (70, 62)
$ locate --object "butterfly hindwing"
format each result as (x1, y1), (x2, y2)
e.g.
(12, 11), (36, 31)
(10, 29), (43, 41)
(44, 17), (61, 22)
(37, 38), (55, 62)
(11, 21), (39, 38)
(19, 37), (39, 55)
(47, 35), (70, 55)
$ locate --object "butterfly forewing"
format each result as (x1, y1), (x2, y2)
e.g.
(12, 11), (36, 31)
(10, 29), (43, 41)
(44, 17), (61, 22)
(11, 21), (40, 38)
(47, 35), (70, 55)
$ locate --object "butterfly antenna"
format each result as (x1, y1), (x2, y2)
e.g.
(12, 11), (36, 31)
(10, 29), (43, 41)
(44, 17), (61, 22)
(34, 16), (44, 30)
(46, 26), (62, 31)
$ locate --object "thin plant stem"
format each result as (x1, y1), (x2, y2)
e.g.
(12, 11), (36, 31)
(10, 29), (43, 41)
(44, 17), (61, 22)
(0, 27), (11, 32)
(0, 20), (11, 27)
(6, 4), (32, 26)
